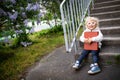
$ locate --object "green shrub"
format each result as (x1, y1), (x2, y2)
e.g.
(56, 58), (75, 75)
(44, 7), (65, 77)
(36, 25), (63, 37)
(48, 25), (63, 33)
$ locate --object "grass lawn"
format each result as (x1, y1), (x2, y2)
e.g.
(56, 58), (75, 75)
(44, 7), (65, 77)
(0, 32), (64, 80)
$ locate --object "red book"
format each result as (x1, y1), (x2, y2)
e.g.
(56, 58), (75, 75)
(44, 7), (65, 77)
(84, 32), (98, 50)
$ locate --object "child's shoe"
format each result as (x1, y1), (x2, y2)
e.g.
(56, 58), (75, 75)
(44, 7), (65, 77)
(88, 63), (101, 74)
(72, 61), (81, 69)
(90, 63), (94, 68)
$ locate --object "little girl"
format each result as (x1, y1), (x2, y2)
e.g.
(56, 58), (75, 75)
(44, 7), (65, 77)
(72, 16), (103, 74)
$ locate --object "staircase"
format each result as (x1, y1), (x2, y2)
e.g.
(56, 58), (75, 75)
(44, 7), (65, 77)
(90, 0), (120, 62)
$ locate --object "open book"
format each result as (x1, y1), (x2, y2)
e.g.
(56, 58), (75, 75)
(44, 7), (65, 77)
(84, 32), (98, 50)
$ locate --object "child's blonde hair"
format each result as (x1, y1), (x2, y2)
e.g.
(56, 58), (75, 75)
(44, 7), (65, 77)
(85, 16), (99, 27)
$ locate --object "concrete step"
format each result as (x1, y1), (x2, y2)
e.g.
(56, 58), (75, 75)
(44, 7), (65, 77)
(101, 44), (120, 55)
(94, 0), (120, 8)
(95, 0), (119, 4)
(99, 18), (120, 27)
(101, 35), (120, 55)
(91, 5), (120, 14)
(100, 26), (120, 35)
(102, 36), (120, 46)
(91, 11), (120, 19)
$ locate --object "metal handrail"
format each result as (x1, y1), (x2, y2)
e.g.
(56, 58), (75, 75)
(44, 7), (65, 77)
(60, 0), (94, 53)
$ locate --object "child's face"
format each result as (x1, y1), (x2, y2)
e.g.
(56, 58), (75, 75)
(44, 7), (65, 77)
(86, 20), (97, 30)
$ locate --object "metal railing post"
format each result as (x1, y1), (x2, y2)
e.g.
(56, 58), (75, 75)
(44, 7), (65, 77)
(60, 0), (69, 52)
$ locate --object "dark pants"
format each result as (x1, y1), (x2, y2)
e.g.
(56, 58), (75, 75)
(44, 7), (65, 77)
(77, 48), (100, 64)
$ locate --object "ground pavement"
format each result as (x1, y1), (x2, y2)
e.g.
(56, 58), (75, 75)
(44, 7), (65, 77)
(24, 46), (120, 80)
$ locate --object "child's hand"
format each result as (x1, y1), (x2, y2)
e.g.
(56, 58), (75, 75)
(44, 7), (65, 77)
(84, 38), (89, 43)
(88, 38), (92, 44)
(84, 38), (92, 44)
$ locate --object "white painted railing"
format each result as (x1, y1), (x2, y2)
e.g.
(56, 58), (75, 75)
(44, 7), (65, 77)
(60, 0), (94, 53)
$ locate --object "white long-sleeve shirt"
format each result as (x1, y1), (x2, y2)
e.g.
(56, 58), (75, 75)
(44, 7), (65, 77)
(80, 27), (103, 48)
